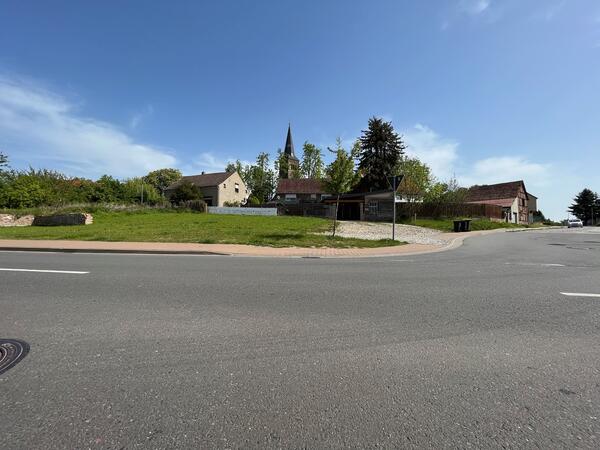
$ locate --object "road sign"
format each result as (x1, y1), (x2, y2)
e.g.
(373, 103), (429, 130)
(386, 175), (404, 192)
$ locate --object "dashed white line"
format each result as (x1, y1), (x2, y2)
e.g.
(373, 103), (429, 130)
(505, 262), (566, 267)
(0, 268), (89, 274)
(560, 292), (600, 298)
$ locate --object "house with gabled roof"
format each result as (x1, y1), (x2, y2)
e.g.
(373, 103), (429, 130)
(165, 171), (248, 206)
(275, 178), (328, 204)
(465, 180), (536, 224)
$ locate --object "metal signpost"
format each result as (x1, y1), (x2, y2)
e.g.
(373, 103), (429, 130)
(387, 175), (404, 241)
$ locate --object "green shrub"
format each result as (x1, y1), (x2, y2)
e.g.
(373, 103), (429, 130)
(169, 180), (203, 203)
(178, 199), (207, 212)
(122, 178), (161, 205)
(1, 175), (49, 208)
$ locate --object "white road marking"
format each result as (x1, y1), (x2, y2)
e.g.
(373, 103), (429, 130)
(560, 292), (600, 298)
(505, 262), (565, 267)
(0, 268), (89, 274)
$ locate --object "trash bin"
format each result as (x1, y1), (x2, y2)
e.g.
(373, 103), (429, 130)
(453, 219), (472, 232)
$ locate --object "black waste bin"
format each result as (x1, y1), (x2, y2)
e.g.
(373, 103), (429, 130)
(453, 219), (472, 232)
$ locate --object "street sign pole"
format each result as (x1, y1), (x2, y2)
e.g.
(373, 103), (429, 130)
(392, 176), (396, 241)
(387, 174), (403, 242)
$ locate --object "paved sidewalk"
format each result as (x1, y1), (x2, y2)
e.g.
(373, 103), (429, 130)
(0, 231), (503, 258)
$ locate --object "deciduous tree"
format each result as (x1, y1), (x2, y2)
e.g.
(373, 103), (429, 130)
(246, 152), (277, 204)
(143, 168), (182, 196)
(323, 138), (358, 237)
(300, 142), (324, 179)
(396, 157), (433, 202)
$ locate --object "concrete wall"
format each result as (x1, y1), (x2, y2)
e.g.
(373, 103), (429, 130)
(208, 207), (277, 216)
(32, 213), (93, 226)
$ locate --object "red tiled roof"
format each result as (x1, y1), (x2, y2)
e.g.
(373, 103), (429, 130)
(167, 172), (232, 190)
(276, 178), (326, 194)
(466, 180), (527, 202)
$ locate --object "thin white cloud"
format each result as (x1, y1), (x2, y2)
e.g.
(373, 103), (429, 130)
(400, 124), (590, 220)
(129, 104), (154, 129)
(182, 152), (254, 175)
(459, 156), (551, 187)
(402, 124), (459, 181)
(0, 75), (177, 179)
(459, 0), (491, 16)
(532, 1), (565, 22)
(191, 153), (229, 173)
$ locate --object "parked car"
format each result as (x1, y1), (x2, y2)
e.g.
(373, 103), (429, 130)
(567, 218), (584, 228)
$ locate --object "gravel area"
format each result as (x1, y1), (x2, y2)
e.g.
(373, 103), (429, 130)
(331, 221), (447, 245)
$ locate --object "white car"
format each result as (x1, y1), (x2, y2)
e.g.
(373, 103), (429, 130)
(567, 218), (584, 228)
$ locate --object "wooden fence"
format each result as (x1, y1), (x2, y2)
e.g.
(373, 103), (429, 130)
(396, 202), (504, 220)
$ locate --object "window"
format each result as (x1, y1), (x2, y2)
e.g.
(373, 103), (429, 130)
(284, 194), (297, 203)
(235, 183), (240, 193)
(368, 201), (378, 215)
(223, 184), (227, 189)
(310, 194), (317, 200)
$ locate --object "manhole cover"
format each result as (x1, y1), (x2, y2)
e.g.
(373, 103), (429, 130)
(0, 339), (29, 375)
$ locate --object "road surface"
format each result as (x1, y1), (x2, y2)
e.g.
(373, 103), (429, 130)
(1, 228), (599, 448)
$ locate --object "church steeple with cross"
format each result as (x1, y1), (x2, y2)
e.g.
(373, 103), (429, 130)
(280, 123), (300, 179)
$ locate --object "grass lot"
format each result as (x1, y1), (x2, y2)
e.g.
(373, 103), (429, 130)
(398, 217), (535, 232)
(0, 209), (401, 248)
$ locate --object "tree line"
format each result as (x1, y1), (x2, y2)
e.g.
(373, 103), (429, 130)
(225, 117), (466, 206)
(0, 117), (466, 209)
(0, 155), (183, 209)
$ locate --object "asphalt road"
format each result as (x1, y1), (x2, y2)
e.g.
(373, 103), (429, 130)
(1, 228), (599, 449)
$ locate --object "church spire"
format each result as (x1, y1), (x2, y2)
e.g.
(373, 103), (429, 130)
(280, 123), (299, 179)
(284, 123), (296, 158)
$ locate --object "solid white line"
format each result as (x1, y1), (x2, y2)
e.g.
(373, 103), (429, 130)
(0, 268), (89, 274)
(560, 292), (600, 298)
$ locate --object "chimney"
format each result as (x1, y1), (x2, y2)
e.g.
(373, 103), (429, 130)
(201, 171), (205, 175)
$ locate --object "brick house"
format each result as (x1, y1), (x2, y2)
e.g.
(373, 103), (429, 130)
(165, 171), (248, 206)
(465, 180), (535, 224)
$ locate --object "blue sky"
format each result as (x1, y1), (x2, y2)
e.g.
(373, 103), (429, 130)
(0, 0), (598, 219)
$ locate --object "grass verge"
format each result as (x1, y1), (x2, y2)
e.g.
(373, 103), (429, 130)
(398, 218), (534, 232)
(0, 209), (403, 249)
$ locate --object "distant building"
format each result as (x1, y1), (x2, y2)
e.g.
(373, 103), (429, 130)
(466, 180), (536, 224)
(275, 178), (327, 204)
(165, 171), (248, 207)
(279, 124), (300, 179)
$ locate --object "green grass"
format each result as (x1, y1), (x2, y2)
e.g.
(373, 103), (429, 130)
(0, 209), (402, 249)
(398, 217), (531, 232)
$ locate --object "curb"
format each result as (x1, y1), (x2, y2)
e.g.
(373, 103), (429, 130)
(0, 229), (512, 259)
(0, 246), (230, 256)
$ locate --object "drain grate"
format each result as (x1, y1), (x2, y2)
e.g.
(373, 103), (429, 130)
(0, 339), (30, 375)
